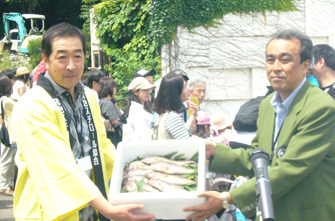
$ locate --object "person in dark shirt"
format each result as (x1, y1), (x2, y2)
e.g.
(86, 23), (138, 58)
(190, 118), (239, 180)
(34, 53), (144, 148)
(311, 44), (335, 99)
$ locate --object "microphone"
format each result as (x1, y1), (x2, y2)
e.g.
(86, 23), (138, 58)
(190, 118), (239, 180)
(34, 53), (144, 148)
(249, 149), (274, 220)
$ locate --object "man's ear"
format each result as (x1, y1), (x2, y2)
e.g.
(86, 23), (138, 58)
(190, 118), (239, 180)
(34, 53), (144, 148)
(319, 58), (326, 67)
(42, 53), (49, 69)
(93, 81), (99, 87)
(302, 59), (312, 74)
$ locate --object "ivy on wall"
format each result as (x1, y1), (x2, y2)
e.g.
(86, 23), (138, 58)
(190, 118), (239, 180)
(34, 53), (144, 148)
(91, 0), (296, 96)
(93, 0), (160, 94)
(150, 0), (297, 50)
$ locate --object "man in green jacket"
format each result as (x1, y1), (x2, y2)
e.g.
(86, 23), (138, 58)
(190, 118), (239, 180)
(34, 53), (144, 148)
(184, 30), (335, 220)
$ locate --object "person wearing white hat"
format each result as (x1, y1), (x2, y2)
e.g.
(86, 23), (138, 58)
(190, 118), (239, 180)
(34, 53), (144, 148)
(11, 67), (31, 100)
(123, 77), (156, 141)
(135, 69), (156, 104)
(134, 69), (156, 84)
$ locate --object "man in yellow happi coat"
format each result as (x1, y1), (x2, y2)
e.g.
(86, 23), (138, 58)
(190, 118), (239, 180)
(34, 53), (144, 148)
(10, 23), (155, 221)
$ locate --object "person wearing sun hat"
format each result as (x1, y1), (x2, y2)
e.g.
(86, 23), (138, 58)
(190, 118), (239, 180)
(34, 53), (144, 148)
(211, 115), (232, 135)
(12, 67), (31, 100)
(209, 114), (233, 145)
(123, 77), (156, 141)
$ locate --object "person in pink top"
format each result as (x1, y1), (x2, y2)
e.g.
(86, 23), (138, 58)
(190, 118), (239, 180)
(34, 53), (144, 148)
(195, 111), (211, 138)
(31, 60), (47, 86)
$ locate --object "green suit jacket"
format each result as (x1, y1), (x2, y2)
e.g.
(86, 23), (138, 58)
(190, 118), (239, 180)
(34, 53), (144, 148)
(211, 80), (335, 220)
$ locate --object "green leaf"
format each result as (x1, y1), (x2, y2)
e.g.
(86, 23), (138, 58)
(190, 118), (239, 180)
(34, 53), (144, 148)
(134, 180), (143, 193)
(190, 152), (199, 162)
(174, 154), (186, 161)
(162, 151), (178, 159)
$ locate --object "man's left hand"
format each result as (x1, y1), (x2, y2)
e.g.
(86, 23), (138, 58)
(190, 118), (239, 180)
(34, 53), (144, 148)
(183, 191), (223, 221)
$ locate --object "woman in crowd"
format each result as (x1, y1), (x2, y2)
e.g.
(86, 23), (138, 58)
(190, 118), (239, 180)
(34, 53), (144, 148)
(0, 75), (16, 196)
(12, 67), (31, 100)
(123, 77), (155, 141)
(98, 77), (124, 148)
(152, 73), (197, 140)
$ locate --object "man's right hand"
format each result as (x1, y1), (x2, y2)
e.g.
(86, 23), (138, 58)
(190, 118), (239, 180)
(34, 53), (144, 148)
(90, 196), (155, 221)
(107, 204), (155, 221)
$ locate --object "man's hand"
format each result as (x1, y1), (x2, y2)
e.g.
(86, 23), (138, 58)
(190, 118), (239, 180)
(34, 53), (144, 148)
(186, 100), (198, 118)
(111, 118), (120, 126)
(90, 196), (155, 221)
(183, 191), (223, 221)
(107, 204), (155, 221)
(205, 140), (217, 158)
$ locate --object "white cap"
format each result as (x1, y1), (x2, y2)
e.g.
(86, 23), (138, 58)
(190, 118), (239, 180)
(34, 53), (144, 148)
(128, 77), (156, 91)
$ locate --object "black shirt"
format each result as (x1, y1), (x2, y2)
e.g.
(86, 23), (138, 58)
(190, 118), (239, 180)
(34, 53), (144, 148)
(321, 82), (335, 100)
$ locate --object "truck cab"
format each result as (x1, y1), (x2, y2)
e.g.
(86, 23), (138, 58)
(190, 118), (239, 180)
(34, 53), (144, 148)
(0, 12), (45, 54)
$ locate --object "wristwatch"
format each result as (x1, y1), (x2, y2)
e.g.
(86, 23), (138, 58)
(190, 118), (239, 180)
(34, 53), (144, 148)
(221, 191), (230, 209)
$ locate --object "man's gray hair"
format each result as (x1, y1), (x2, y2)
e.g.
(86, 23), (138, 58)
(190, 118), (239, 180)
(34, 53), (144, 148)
(188, 79), (207, 91)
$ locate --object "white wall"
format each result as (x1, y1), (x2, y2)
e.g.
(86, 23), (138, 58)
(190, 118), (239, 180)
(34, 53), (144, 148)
(161, 0), (335, 120)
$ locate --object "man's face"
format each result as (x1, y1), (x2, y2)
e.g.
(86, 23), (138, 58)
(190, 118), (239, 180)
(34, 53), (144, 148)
(190, 82), (206, 104)
(311, 58), (323, 80)
(145, 75), (154, 85)
(266, 38), (310, 101)
(42, 36), (84, 95)
(92, 77), (102, 93)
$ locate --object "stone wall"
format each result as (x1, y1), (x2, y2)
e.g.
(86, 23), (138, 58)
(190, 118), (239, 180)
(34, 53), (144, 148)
(161, 0), (335, 120)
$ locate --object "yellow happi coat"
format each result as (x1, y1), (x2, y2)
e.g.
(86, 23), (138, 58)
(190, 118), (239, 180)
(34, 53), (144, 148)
(10, 85), (116, 220)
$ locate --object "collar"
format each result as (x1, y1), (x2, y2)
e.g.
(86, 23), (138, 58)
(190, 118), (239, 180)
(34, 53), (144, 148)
(44, 71), (85, 97)
(131, 100), (143, 107)
(270, 77), (306, 111)
(320, 82), (335, 91)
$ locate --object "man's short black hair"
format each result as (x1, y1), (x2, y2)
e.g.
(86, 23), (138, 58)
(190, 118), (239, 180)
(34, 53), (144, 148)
(1, 69), (16, 80)
(0, 75), (12, 97)
(267, 29), (313, 64)
(97, 77), (117, 99)
(313, 44), (335, 71)
(169, 69), (189, 81)
(87, 70), (105, 89)
(42, 22), (86, 59)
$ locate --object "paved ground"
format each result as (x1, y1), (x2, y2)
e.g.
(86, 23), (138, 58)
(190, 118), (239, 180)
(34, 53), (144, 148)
(0, 193), (14, 220)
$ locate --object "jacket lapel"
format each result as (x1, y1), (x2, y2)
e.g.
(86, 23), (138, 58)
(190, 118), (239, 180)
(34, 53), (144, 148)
(275, 80), (311, 154)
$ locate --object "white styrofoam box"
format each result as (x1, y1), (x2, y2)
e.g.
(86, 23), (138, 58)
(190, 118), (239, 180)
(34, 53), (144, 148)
(109, 139), (206, 220)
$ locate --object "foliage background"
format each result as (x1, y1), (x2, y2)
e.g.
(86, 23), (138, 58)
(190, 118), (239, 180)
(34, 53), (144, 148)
(1, 0), (296, 100)
(0, 51), (30, 71)
(89, 0), (296, 100)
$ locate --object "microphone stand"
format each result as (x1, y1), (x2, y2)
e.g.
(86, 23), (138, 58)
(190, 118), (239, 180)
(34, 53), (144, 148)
(249, 149), (275, 221)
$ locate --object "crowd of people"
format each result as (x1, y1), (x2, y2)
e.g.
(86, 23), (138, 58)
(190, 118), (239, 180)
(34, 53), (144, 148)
(1, 22), (335, 221)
